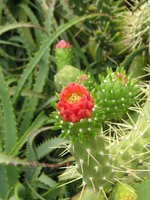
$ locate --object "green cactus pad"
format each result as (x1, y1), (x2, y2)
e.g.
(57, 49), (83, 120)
(95, 67), (139, 120)
(55, 48), (73, 71)
(54, 65), (82, 92)
(113, 183), (137, 200)
(72, 134), (113, 192)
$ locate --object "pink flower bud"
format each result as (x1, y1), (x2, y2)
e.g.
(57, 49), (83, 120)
(56, 40), (71, 49)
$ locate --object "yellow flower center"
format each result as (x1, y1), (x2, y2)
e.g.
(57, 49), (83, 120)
(67, 93), (82, 104)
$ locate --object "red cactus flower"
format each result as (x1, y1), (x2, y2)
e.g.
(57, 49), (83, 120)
(56, 40), (71, 49)
(56, 83), (94, 123)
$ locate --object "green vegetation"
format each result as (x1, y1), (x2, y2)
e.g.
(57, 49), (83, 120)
(0, 0), (150, 199)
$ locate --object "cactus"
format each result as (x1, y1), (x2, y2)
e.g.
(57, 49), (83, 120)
(96, 67), (139, 120)
(54, 65), (82, 92)
(113, 183), (137, 200)
(54, 40), (83, 92)
(119, 0), (150, 51)
(55, 40), (74, 71)
(51, 65), (150, 199)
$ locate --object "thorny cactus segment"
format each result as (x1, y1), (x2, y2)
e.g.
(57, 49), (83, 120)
(96, 67), (139, 120)
(72, 133), (113, 192)
(54, 65), (82, 92)
(55, 40), (73, 71)
(56, 83), (94, 123)
(112, 183), (137, 200)
(120, 1), (150, 50)
(110, 91), (150, 174)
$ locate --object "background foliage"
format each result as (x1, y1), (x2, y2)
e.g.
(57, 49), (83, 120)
(0, 0), (149, 199)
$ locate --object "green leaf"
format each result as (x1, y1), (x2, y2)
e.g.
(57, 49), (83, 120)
(26, 179), (46, 200)
(43, 0), (56, 34)
(19, 51), (49, 135)
(0, 66), (19, 192)
(0, 166), (8, 199)
(0, 67), (17, 153)
(38, 173), (57, 188)
(0, 23), (39, 35)
(36, 137), (68, 159)
(68, 30), (90, 70)
(0, 39), (25, 48)
(18, 3), (41, 44)
(9, 111), (47, 157)
(120, 47), (147, 69)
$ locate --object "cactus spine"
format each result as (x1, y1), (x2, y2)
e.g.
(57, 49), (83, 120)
(119, 1), (150, 51)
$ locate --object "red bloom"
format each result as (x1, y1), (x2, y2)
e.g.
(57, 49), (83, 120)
(56, 40), (71, 49)
(56, 83), (94, 123)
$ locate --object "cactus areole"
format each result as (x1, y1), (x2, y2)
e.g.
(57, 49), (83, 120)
(56, 83), (94, 123)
